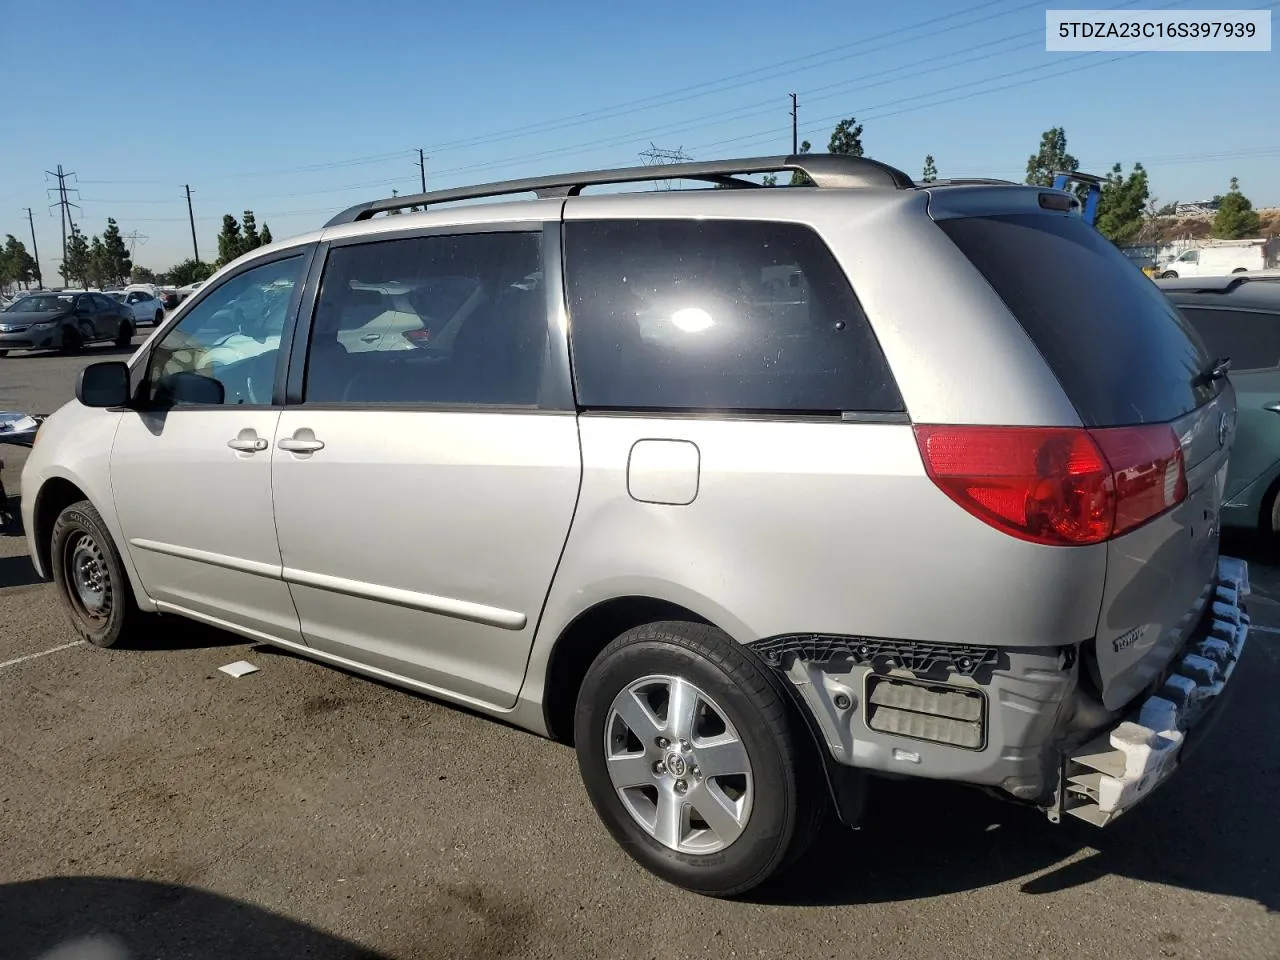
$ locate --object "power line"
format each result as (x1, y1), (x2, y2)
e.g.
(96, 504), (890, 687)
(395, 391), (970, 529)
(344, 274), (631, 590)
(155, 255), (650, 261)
(421, 0), (1038, 155)
(419, 0), (1170, 187)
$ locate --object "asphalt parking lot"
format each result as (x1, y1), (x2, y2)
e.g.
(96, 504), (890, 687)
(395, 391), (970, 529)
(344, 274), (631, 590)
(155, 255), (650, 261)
(1, 344), (1277, 960)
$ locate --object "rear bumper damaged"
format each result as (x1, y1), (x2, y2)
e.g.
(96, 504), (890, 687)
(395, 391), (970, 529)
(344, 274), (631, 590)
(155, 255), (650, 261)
(751, 557), (1251, 824)
(1054, 556), (1250, 826)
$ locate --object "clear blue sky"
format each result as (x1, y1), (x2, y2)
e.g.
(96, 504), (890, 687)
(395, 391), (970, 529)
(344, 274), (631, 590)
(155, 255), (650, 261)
(2, 0), (1276, 281)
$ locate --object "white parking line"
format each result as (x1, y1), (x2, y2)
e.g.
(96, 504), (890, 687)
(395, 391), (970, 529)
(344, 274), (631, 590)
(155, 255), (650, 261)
(1247, 623), (1280, 637)
(0, 640), (85, 671)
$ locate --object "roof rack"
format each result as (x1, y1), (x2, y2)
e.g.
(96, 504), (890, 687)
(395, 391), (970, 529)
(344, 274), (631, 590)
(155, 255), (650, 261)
(325, 153), (917, 227)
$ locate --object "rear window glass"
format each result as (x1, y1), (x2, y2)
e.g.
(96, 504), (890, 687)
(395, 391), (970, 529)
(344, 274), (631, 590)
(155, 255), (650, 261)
(1176, 306), (1280, 372)
(564, 219), (903, 414)
(938, 214), (1219, 426)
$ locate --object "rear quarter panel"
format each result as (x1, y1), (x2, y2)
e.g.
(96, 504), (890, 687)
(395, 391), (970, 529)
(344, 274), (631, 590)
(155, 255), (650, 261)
(522, 416), (1108, 708)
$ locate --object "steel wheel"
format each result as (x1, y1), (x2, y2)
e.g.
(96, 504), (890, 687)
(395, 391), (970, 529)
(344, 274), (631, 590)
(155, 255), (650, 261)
(604, 673), (753, 855)
(64, 531), (112, 623)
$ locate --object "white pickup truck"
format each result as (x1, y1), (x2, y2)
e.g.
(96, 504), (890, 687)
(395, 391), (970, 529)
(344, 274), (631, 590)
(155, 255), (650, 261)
(1160, 239), (1279, 278)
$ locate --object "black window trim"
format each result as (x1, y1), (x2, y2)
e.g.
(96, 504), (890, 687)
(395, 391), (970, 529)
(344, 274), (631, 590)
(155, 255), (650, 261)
(283, 220), (575, 413)
(562, 216), (906, 418)
(132, 243), (317, 412)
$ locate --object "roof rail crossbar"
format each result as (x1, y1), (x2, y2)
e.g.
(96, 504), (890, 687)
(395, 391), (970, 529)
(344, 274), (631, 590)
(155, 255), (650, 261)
(324, 154), (916, 227)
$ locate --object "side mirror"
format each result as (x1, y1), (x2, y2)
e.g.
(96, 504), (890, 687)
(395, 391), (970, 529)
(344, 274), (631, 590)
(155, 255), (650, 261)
(162, 371), (225, 406)
(76, 361), (131, 408)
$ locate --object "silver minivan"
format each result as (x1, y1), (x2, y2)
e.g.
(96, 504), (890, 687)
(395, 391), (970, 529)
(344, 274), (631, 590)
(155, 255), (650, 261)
(22, 155), (1252, 896)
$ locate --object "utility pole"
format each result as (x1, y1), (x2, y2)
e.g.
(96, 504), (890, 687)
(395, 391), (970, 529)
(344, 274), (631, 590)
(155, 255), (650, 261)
(789, 93), (799, 156)
(45, 164), (80, 278)
(184, 184), (199, 262)
(417, 148), (427, 193)
(24, 208), (42, 289)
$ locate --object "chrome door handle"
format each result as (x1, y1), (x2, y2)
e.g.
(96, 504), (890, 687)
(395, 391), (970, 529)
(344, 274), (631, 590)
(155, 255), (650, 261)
(278, 429), (325, 454)
(227, 430), (268, 453)
(360, 333), (380, 342)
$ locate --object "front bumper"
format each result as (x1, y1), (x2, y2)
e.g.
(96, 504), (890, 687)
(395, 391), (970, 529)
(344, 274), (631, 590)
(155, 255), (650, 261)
(1056, 556), (1250, 826)
(0, 327), (61, 351)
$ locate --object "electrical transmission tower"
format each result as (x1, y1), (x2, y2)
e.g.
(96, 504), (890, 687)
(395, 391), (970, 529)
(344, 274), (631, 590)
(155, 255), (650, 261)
(45, 164), (80, 273)
(122, 230), (149, 257)
(639, 143), (692, 191)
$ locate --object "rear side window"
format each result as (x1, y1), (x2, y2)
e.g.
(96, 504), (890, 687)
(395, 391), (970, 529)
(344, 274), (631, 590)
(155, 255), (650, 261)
(564, 219), (902, 414)
(938, 214), (1218, 427)
(1176, 306), (1280, 372)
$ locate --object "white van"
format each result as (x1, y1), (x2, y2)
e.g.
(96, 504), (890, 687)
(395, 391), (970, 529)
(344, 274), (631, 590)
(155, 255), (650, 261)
(1160, 239), (1277, 278)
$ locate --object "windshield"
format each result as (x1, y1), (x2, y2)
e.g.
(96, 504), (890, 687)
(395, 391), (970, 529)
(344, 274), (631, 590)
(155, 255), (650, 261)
(8, 294), (74, 313)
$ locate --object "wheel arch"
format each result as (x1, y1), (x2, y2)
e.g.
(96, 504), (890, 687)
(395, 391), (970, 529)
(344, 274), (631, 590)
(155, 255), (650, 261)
(29, 468), (152, 612)
(540, 595), (712, 745)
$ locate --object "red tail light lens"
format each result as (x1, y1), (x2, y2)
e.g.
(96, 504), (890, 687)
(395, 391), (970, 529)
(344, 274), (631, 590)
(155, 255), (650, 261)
(914, 423), (1187, 546)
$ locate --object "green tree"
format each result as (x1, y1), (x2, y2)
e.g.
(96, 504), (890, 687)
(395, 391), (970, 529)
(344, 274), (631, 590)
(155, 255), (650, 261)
(241, 210), (261, 253)
(1, 235), (38, 288)
(216, 214), (244, 267)
(260, 224), (273, 245)
(1212, 177), (1263, 240)
(828, 117), (864, 157)
(1026, 126), (1078, 187)
(131, 265), (157, 283)
(1094, 162), (1150, 246)
(62, 226), (91, 287)
(99, 218), (132, 285)
(167, 258), (214, 286)
(87, 235), (109, 288)
(790, 139), (812, 186)
(921, 155), (938, 183)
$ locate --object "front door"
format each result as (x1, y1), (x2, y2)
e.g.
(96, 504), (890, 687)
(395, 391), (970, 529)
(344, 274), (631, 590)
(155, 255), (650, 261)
(271, 226), (581, 709)
(111, 250), (312, 643)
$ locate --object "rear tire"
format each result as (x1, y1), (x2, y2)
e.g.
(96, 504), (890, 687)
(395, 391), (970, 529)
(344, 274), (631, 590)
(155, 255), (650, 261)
(50, 499), (149, 648)
(574, 620), (826, 897)
(115, 321), (134, 347)
(1232, 268), (1248, 274)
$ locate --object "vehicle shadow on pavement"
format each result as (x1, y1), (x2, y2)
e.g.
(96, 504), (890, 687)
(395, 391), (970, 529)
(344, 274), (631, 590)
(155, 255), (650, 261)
(0, 554), (44, 589)
(753, 640), (1279, 912)
(0, 876), (388, 960)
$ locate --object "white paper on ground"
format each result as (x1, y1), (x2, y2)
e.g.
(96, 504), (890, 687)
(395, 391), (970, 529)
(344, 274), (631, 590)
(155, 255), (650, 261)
(218, 660), (260, 678)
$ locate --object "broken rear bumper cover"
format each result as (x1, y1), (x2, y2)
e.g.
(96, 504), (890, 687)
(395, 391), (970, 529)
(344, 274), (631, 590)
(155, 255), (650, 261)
(1057, 556), (1250, 826)
(751, 557), (1251, 823)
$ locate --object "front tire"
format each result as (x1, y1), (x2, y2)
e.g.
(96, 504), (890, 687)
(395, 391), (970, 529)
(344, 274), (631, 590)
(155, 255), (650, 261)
(115, 321), (134, 347)
(50, 499), (147, 648)
(574, 621), (825, 897)
(60, 327), (82, 354)
(1160, 270), (1179, 279)
(154, 310), (164, 326)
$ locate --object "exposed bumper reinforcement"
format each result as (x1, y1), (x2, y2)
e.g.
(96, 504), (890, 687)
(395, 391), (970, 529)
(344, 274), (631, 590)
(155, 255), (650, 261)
(1059, 556), (1250, 827)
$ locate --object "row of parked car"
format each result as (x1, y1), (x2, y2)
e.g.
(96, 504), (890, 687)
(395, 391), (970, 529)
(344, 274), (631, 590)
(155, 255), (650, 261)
(5, 156), (1268, 897)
